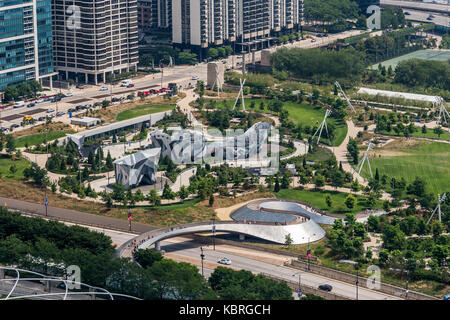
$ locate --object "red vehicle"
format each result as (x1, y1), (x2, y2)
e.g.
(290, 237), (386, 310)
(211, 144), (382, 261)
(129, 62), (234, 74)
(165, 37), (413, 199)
(127, 83), (134, 88)
(160, 87), (168, 92)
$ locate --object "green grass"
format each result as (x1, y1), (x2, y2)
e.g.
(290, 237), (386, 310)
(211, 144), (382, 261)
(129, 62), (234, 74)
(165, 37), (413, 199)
(214, 99), (348, 146)
(369, 49), (450, 70)
(137, 198), (201, 212)
(0, 154), (30, 181)
(16, 131), (72, 148)
(276, 189), (384, 215)
(378, 129), (450, 141)
(116, 104), (174, 121)
(359, 141), (450, 195)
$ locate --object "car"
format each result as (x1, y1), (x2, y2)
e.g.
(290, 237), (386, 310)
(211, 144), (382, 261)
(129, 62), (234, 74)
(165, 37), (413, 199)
(75, 105), (84, 111)
(36, 98), (44, 103)
(47, 108), (55, 113)
(218, 257), (232, 265)
(192, 75), (199, 80)
(64, 92), (73, 97)
(429, 14), (435, 18)
(11, 123), (20, 128)
(56, 282), (67, 290)
(76, 84), (86, 89)
(13, 101), (25, 108)
(318, 284), (333, 292)
(85, 103), (92, 108)
(311, 39), (317, 42)
(404, 11), (411, 15)
(80, 105), (87, 110)
(27, 103), (36, 108)
(127, 83), (134, 88)
(51, 97), (61, 103)
(99, 86), (109, 91)
(93, 102), (101, 107)
(426, 17), (433, 21)
(56, 111), (65, 116)
(0, 127), (9, 132)
(38, 116), (46, 121)
(68, 108), (76, 113)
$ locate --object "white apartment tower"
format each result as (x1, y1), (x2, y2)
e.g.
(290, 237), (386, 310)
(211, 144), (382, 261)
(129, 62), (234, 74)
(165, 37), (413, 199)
(172, 0), (304, 49)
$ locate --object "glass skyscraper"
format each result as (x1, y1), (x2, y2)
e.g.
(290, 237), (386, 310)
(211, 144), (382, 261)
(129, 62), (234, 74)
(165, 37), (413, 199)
(0, 0), (55, 91)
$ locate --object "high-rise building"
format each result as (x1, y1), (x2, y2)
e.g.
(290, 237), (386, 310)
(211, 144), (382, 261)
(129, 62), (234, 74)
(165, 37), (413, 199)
(52, 0), (139, 85)
(172, 0), (304, 50)
(137, 0), (171, 31)
(0, 0), (55, 91)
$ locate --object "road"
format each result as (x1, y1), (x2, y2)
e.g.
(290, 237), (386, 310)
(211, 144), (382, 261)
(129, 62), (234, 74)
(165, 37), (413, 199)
(1, 195), (401, 300)
(73, 224), (401, 300)
(0, 64), (208, 129)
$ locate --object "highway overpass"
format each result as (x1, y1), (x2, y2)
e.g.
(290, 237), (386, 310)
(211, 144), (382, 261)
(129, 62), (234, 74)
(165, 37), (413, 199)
(116, 220), (326, 258)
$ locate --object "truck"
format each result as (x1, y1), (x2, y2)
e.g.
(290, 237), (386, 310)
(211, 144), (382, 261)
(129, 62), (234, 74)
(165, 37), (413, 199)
(121, 79), (132, 87)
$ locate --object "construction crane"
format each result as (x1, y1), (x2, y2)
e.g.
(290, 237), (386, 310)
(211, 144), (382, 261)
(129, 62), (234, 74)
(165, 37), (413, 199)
(335, 81), (356, 113)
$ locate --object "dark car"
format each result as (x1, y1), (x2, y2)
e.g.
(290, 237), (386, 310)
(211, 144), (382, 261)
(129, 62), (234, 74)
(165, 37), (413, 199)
(111, 97), (120, 102)
(27, 103), (36, 108)
(38, 116), (46, 121)
(68, 108), (76, 113)
(318, 284), (333, 292)
(11, 123), (20, 128)
(94, 102), (101, 107)
(75, 105), (84, 111)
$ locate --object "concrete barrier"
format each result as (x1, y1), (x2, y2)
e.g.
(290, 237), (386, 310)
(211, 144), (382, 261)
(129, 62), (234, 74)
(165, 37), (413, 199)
(289, 260), (438, 300)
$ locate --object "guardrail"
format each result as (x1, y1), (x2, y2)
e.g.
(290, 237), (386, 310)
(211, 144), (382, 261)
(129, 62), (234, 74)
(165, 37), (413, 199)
(289, 260), (439, 300)
(259, 272), (350, 300)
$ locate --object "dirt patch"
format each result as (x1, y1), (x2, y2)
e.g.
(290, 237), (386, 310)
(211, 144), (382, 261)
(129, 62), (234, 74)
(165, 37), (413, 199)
(12, 122), (73, 139)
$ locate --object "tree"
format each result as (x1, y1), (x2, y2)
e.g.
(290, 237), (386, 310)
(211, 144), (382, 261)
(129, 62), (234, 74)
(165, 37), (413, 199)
(345, 195), (356, 210)
(207, 48), (219, 59)
(23, 163), (49, 187)
(105, 151), (114, 171)
(5, 135), (16, 155)
(284, 233), (293, 246)
(433, 126), (444, 138)
(382, 225), (407, 251)
(314, 174), (325, 189)
(209, 194), (215, 207)
(148, 188), (161, 206)
(9, 164), (17, 175)
(274, 177), (281, 192)
(133, 249), (163, 268)
(326, 195), (332, 208)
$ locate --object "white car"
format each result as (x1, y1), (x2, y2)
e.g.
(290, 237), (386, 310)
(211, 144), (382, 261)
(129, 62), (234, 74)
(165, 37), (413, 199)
(65, 92), (73, 97)
(218, 257), (232, 265)
(191, 76), (199, 80)
(47, 108), (55, 113)
(36, 98), (44, 103)
(99, 86), (109, 91)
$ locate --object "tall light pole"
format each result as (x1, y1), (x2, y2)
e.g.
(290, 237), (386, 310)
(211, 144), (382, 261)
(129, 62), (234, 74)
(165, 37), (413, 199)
(293, 273), (302, 300)
(356, 266), (359, 300)
(212, 219), (216, 251)
(200, 246), (205, 277)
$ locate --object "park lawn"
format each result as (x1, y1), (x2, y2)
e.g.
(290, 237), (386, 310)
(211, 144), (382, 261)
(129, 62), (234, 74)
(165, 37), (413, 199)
(16, 131), (73, 148)
(0, 154), (30, 181)
(359, 140), (450, 195)
(115, 103), (174, 121)
(378, 129), (450, 141)
(275, 189), (384, 215)
(213, 98), (348, 146)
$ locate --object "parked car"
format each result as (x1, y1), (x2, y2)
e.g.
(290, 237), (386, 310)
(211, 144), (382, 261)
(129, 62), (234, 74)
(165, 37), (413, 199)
(47, 108), (55, 113)
(36, 98), (44, 103)
(75, 105), (84, 110)
(311, 38), (317, 42)
(191, 75), (199, 80)
(68, 108), (76, 113)
(64, 92), (73, 97)
(27, 103), (36, 108)
(13, 101), (25, 108)
(38, 116), (46, 121)
(1, 127), (9, 132)
(11, 123), (20, 128)
(404, 11), (411, 15)
(111, 97), (120, 102)
(51, 97), (61, 103)
(76, 84), (86, 89)
(127, 83), (134, 88)
(99, 86), (109, 91)
(218, 257), (232, 265)
(56, 111), (65, 116)
(318, 284), (333, 292)
(85, 103), (92, 109)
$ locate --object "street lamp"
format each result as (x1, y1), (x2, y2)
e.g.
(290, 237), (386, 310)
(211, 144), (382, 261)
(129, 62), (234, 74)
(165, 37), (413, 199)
(212, 219), (216, 251)
(293, 273), (302, 299)
(200, 246), (205, 277)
